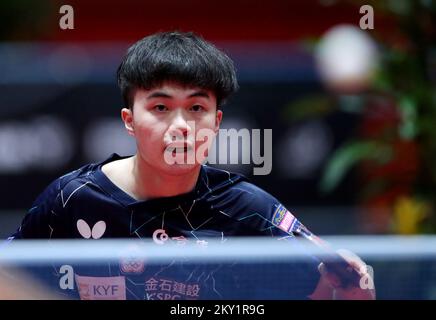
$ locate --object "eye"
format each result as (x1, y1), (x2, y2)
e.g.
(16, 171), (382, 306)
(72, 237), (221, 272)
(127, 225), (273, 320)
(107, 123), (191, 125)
(190, 105), (204, 112)
(153, 104), (168, 112)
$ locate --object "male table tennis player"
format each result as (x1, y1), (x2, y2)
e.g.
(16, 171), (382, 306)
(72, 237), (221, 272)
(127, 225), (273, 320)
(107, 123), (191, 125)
(10, 31), (375, 300)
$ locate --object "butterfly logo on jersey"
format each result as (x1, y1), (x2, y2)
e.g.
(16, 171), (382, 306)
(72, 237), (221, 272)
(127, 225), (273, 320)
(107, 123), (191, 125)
(76, 219), (106, 239)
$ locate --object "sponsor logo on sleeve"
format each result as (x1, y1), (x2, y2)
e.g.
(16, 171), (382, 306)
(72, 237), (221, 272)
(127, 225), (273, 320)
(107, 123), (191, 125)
(272, 204), (297, 233)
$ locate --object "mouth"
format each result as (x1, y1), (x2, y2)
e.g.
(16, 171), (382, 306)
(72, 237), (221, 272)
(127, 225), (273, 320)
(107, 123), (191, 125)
(163, 142), (197, 165)
(166, 146), (192, 154)
(165, 143), (194, 155)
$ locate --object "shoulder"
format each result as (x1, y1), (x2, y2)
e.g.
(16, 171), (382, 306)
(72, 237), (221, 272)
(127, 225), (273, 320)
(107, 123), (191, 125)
(202, 165), (273, 194)
(202, 165), (279, 206)
(231, 180), (283, 222)
(201, 167), (312, 241)
(201, 166), (287, 227)
(11, 157), (115, 239)
(34, 162), (98, 206)
(38, 153), (128, 206)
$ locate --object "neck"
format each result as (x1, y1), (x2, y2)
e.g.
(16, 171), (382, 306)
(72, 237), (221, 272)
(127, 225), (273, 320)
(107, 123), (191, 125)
(129, 154), (200, 200)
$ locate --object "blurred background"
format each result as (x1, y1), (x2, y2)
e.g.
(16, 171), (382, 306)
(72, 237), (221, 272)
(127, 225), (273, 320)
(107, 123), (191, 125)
(0, 0), (435, 238)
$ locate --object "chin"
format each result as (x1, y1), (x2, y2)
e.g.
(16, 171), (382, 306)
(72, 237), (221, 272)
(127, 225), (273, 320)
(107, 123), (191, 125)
(158, 149), (204, 176)
(160, 162), (201, 176)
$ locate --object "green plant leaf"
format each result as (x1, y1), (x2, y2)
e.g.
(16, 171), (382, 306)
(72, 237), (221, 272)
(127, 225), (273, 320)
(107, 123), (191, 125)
(398, 96), (418, 140)
(320, 141), (392, 193)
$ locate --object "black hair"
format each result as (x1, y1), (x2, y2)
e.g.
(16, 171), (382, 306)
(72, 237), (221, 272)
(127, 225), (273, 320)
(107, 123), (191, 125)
(117, 31), (239, 109)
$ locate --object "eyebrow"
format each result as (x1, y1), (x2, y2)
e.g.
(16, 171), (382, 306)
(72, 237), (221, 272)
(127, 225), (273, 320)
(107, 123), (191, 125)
(147, 90), (210, 99)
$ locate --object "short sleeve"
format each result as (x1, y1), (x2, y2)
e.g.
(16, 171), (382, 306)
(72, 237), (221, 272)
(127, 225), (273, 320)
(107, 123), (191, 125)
(10, 178), (64, 239)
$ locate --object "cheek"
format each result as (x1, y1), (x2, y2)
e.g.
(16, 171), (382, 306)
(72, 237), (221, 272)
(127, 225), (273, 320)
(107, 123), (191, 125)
(134, 120), (167, 144)
(197, 114), (218, 129)
(194, 118), (218, 144)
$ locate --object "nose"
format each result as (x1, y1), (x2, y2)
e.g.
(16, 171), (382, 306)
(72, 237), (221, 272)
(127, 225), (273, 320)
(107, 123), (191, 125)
(168, 110), (192, 140)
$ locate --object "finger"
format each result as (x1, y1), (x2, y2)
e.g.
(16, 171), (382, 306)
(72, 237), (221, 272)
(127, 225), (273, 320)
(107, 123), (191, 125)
(318, 263), (342, 289)
(336, 249), (367, 275)
(336, 250), (376, 298)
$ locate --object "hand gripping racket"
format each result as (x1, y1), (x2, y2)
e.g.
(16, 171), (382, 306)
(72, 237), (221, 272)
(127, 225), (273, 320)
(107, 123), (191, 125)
(272, 205), (361, 288)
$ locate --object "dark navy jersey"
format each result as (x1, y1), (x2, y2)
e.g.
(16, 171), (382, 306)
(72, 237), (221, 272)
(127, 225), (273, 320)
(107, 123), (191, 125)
(10, 154), (321, 300)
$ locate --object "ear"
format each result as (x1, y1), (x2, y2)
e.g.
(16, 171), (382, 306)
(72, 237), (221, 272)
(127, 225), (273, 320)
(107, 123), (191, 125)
(121, 108), (135, 136)
(214, 110), (223, 133)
